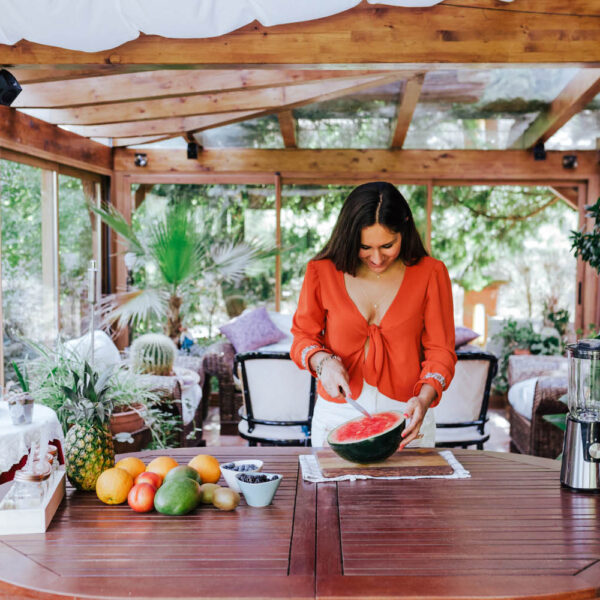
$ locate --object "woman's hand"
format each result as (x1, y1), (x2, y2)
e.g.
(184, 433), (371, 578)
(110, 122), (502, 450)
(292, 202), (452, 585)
(310, 352), (351, 400)
(399, 384), (437, 449)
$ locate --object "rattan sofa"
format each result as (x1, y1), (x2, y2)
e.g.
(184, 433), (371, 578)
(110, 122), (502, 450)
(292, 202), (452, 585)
(507, 354), (568, 459)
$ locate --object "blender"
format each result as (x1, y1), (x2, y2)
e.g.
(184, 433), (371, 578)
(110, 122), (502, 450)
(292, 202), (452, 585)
(561, 339), (600, 491)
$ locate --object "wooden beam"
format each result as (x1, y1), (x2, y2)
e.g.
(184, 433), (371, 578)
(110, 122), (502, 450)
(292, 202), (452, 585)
(134, 183), (154, 209)
(2, 3), (600, 65)
(14, 69), (396, 108)
(0, 106), (112, 175)
(23, 74), (402, 125)
(69, 110), (261, 139)
(391, 74), (424, 149)
(510, 69), (600, 149)
(113, 148), (600, 181)
(278, 111), (297, 149)
(549, 185), (579, 210)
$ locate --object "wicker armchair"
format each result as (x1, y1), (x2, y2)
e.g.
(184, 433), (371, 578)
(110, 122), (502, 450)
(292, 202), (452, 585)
(201, 341), (242, 435)
(507, 354), (568, 459)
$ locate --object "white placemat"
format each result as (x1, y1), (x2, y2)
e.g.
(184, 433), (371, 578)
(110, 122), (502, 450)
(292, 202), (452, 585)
(299, 450), (470, 482)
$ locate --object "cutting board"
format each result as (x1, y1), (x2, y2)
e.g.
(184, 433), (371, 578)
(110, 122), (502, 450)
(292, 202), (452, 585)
(316, 448), (454, 477)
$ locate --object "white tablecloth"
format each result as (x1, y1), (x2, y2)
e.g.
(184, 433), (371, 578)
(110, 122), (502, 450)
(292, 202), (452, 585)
(0, 402), (64, 472)
(173, 366), (202, 426)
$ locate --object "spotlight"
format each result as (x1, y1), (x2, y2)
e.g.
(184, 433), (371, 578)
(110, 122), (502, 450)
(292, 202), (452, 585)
(187, 142), (199, 160)
(562, 155), (578, 169)
(0, 69), (22, 106)
(134, 153), (148, 167)
(533, 141), (546, 161)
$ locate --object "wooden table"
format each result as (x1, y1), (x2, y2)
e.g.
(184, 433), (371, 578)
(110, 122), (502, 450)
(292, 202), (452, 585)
(1, 448), (600, 599)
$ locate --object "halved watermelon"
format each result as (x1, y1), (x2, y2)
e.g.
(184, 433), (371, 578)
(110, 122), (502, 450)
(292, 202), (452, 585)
(327, 411), (406, 463)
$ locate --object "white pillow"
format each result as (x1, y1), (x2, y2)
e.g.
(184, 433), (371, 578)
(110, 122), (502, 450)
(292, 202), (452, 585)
(508, 377), (538, 419)
(64, 330), (122, 370)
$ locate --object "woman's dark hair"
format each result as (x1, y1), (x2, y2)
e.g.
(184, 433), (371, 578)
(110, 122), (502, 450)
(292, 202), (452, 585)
(314, 182), (428, 275)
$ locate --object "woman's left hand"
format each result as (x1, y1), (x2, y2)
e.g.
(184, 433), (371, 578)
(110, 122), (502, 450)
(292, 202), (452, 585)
(399, 384), (437, 449)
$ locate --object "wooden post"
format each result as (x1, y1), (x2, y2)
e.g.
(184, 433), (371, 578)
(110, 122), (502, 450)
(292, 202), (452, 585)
(111, 172), (132, 349)
(426, 180), (433, 254)
(41, 169), (59, 341)
(275, 172), (282, 312)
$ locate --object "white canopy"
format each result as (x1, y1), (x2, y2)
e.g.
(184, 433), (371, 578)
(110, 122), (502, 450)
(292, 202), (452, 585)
(0, 0), (513, 53)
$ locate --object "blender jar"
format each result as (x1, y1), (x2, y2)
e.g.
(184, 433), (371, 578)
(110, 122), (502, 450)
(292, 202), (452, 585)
(567, 339), (600, 421)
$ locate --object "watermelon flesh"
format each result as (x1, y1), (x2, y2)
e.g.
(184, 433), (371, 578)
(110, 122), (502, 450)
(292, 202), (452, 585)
(331, 412), (403, 443)
(327, 410), (405, 463)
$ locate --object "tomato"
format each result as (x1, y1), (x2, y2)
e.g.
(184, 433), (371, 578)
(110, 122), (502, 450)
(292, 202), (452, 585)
(128, 483), (157, 513)
(135, 471), (163, 489)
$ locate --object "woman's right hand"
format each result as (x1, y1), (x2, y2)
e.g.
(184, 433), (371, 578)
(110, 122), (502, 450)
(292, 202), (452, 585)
(310, 352), (351, 400)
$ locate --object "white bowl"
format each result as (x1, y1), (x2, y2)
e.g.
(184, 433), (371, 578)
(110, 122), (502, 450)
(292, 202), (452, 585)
(236, 472), (282, 507)
(220, 459), (263, 492)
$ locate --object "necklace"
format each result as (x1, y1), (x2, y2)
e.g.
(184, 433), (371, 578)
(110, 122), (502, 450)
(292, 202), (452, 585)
(351, 273), (403, 323)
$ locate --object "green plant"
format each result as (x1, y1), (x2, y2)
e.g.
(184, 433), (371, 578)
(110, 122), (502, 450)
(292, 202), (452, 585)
(11, 361), (29, 392)
(130, 333), (176, 376)
(61, 361), (116, 491)
(90, 200), (261, 342)
(25, 340), (179, 449)
(492, 319), (562, 393)
(570, 197), (600, 274)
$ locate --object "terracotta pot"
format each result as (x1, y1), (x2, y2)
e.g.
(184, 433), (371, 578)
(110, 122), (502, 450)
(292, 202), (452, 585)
(512, 348), (532, 356)
(110, 403), (146, 435)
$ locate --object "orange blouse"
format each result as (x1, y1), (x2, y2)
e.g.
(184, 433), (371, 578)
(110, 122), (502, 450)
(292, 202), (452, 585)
(290, 256), (456, 408)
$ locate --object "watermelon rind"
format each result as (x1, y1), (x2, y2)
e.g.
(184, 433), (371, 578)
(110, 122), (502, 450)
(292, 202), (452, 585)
(326, 411), (406, 464)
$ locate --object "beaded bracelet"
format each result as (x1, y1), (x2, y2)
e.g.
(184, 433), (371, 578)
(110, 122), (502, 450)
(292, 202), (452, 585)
(315, 354), (341, 379)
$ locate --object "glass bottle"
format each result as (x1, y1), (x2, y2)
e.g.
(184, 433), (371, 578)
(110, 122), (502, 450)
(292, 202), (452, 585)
(13, 465), (51, 509)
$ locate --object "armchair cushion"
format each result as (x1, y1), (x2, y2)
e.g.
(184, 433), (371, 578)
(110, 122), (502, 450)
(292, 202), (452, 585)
(219, 307), (286, 353)
(64, 330), (121, 369)
(507, 377), (538, 419)
(455, 326), (479, 348)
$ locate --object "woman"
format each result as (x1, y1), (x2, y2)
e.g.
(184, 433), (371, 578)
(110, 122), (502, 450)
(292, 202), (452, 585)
(290, 181), (456, 448)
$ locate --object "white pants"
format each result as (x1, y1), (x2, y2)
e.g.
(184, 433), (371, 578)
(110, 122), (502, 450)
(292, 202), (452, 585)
(311, 381), (436, 448)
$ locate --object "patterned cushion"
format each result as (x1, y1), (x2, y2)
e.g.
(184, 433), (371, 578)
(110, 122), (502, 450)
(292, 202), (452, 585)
(455, 326), (479, 348)
(219, 307), (286, 353)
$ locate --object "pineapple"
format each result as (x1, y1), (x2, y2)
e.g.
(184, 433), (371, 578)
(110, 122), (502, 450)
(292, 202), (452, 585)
(61, 362), (116, 491)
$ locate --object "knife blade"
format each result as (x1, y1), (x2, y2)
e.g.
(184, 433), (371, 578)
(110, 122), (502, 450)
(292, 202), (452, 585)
(344, 394), (373, 419)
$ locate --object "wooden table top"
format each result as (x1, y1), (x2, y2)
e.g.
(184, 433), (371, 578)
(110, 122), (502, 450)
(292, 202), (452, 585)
(0, 448), (599, 600)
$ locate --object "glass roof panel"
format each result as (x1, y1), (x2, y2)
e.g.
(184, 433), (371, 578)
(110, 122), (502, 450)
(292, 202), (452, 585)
(546, 91), (600, 150)
(404, 68), (578, 150)
(130, 136), (187, 149)
(198, 115), (283, 148)
(294, 81), (401, 148)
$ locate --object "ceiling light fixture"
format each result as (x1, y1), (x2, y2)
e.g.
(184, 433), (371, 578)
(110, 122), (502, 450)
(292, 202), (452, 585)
(187, 142), (199, 160)
(533, 141), (546, 161)
(134, 152), (148, 167)
(0, 69), (22, 106)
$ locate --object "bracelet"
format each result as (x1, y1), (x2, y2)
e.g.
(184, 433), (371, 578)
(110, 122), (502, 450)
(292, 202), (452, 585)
(315, 354), (341, 379)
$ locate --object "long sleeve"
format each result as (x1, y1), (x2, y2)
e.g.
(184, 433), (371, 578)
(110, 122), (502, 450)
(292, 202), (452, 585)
(412, 260), (457, 407)
(290, 261), (327, 375)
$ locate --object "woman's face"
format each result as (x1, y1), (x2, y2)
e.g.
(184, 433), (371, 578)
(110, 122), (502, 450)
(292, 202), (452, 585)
(358, 224), (402, 274)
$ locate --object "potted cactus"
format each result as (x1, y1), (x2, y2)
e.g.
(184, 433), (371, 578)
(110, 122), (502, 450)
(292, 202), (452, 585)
(130, 333), (177, 376)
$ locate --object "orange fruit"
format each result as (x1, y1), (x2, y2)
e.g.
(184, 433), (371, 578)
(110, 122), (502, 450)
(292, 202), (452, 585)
(188, 454), (221, 484)
(96, 467), (134, 505)
(146, 456), (179, 479)
(115, 457), (146, 480)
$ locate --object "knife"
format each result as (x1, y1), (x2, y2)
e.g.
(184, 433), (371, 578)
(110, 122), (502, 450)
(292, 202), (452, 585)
(339, 388), (372, 419)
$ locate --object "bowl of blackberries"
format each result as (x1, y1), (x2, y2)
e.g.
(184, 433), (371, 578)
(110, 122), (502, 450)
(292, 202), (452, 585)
(235, 472), (283, 507)
(220, 460), (264, 492)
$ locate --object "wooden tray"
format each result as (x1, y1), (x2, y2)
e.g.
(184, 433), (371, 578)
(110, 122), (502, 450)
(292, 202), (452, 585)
(316, 449), (454, 478)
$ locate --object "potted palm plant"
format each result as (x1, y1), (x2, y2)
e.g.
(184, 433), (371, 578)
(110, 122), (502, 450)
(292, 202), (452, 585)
(90, 201), (260, 343)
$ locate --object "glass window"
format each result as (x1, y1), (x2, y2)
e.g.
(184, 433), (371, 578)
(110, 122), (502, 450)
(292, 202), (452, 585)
(0, 160), (57, 382)
(58, 174), (96, 339)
